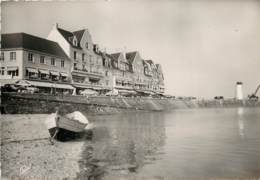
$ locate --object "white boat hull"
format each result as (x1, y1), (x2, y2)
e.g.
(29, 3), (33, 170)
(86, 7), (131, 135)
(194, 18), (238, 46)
(45, 111), (88, 133)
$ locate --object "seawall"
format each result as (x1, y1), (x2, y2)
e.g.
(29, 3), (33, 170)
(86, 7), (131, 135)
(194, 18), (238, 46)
(1, 93), (259, 114)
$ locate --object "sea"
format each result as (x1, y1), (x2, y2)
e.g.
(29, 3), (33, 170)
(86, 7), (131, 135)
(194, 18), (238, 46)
(82, 107), (260, 179)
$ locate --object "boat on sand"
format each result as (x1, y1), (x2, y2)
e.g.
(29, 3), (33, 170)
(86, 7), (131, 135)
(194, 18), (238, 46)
(45, 111), (89, 141)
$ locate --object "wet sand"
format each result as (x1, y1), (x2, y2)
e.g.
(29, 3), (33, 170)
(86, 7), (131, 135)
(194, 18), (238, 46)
(1, 114), (84, 179)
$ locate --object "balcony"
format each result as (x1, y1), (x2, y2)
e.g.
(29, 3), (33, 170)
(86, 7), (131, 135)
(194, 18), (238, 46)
(25, 75), (69, 83)
(115, 84), (133, 90)
(72, 81), (110, 90)
(72, 69), (103, 79)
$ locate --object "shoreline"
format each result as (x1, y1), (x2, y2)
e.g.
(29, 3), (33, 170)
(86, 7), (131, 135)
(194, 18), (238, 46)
(1, 93), (259, 115)
(1, 114), (84, 179)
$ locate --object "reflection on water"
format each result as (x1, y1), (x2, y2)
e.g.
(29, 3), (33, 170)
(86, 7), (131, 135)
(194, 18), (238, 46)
(237, 107), (245, 139)
(78, 108), (260, 179)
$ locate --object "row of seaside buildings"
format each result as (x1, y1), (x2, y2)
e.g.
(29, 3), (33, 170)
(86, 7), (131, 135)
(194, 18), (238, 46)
(0, 24), (165, 95)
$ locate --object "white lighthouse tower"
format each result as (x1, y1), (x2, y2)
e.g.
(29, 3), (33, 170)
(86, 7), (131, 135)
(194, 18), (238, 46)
(236, 82), (243, 100)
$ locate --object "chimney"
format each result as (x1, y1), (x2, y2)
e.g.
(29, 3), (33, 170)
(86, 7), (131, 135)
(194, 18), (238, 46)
(122, 46), (127, 59)
(236, 81), (243, 100)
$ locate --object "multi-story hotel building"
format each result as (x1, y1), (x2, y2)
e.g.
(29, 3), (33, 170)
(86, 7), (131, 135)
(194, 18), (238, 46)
(0, 33), (74, 93)
(1, 24), (165, 95)
(144, 60), (165, 93)
(125, 51), (146, 91)
(47, 24), (165, 95)
(47, 24), (106, 94)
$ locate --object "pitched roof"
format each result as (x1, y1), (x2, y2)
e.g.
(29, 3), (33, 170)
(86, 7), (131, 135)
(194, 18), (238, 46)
(125, 51), (137, 64)
(104, 53), (112, 59)
(57, 27), (82, 49)
(57, 27), (73, 41)
(1, 33), (68, 58)
(156, 64), (162, 69)
(146, 60), (154, 65)
(143, 59), (149, 66)
(73, 29), (85, 42)
(110, 53), (121, 61)
(145, 60), (153, 64)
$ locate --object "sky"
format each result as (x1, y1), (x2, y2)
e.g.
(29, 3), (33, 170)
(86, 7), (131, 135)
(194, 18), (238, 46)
(2, 0), (260, 98)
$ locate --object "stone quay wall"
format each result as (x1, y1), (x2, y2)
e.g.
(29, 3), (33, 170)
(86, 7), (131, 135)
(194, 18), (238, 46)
(1, 93), (259, 114)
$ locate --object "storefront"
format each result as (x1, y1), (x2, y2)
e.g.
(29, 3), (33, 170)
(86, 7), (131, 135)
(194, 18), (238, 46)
(15, 80), (75, 94)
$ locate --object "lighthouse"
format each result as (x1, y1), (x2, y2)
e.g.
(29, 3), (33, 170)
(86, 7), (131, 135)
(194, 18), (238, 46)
(236, 82), (243, 100)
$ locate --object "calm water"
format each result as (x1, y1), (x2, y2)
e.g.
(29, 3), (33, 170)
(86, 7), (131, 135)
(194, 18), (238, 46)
(82, 108), (260, 179)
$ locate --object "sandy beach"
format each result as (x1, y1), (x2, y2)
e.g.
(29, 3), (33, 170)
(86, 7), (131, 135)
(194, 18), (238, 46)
(1, 114), (84, 180)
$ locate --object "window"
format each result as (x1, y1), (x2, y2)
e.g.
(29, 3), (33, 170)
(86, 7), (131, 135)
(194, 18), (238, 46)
(26, 69), (38, 79)
(0, 52), (4, 61)
(89, 55), (93, 64)
(74, 51), (77, 60)
(40, 71), (48, 80)
(61, 60), (65, 68)
(51, 58), (56, 66)
(85, 42), (88, 49)
(40, 56), (45, 64)
(113, 61), (118, 68)
(28, 53), (34, 62)
(0, 67), (5, 75)
(82, 53), (85, 61)
(10, 52), (16, 61)
(7, 69), (18, 77)
(73, 37), (78, 46)
(82, 64), (86, 71)
(125, 64), (129, 71)
(102, 58), (106, 66)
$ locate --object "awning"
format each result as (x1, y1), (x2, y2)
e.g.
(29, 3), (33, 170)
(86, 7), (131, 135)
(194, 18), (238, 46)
(27, 68), (38, 73)
(7, 66), (18, 71)
(80, 89), (98, 95)
(53, 83), (74, 90)
(25, 81), (74, 90)
(26, 81), (53, 88)
(92, 87), (103, 90)
(50, 71), (59, 76)
(73, 83), (92, 89)
(89, 76), (101, 81)
(135, 82), (146, 85)
(60, 72), (68, 77)
(39, 69), (49, 74)
(73, 83), (109, 90)
(136, 90), (152, 94)
(118, 89), (136, 94)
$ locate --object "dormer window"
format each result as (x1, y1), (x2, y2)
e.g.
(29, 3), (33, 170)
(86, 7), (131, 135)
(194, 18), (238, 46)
(93, 44), (99, 52)
(72, 36), (78, 46)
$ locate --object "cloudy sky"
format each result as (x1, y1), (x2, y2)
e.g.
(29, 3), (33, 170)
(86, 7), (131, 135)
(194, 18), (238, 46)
(2, 0), (260, 98)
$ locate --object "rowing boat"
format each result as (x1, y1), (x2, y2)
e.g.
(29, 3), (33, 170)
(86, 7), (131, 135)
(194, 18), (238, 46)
(45, 111), (89, 140)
